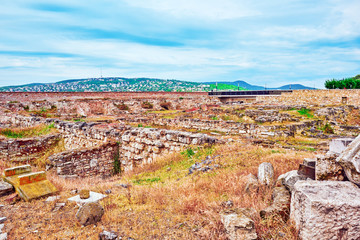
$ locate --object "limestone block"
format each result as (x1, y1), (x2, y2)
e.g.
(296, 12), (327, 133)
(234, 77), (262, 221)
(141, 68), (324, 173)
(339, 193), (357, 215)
(281, 170), (309, 192)
(329, 138), (353, 154)
(221, 211), (257, 240)
(258, 162), (274, 185)
(337, 134), (360, 184)
(290, 181), (360, 240)
(316, 153), (344, 181)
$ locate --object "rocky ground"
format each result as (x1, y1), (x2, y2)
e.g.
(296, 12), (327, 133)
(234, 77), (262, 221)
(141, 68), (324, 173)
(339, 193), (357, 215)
(0, 90), (360, 239)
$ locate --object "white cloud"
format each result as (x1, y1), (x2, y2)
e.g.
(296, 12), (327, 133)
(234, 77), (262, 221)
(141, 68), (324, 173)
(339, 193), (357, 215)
(123, 0), (260, 20)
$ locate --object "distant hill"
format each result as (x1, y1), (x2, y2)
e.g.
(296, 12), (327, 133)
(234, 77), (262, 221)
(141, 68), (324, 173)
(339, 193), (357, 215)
(204, 80), (314, 90)
(0, 77), (313, 92)
(0, 77), (214, 92)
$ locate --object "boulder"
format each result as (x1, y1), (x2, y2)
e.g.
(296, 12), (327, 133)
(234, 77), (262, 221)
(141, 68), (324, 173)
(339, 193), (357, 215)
(99, 230), (119, 240)
(317, 153), (345, 181)
(244, 174), (259, 193)
(281, 170), (309, 192)
(260, 185), (291, 219)
(337, 134), (360, 184)
(290, 180), (360, 240)
(221, 210), (257, 240)
(258, 162), (274, 185)
(76, 202), (104, 226)
(0, 181), (13, 197)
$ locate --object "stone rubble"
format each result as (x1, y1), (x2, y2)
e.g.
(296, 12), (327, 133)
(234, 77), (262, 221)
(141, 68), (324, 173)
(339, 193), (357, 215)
(221, 209), (258, 240)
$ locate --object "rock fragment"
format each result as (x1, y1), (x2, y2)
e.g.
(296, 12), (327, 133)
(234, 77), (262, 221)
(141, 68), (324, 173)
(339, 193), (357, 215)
(76, 202), (104, 226)
(244, 174), (259, 193)
(258, 162), (274, 185)
(260, 185), (291, 219)
(221, 210), (257, 240)
(99, 230), (119, 240)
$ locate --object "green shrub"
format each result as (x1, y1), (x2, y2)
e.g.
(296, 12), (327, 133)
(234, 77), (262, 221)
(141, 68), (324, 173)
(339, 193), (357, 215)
(298, 108), (313, 118)
(141, 101), (153, 109)
(321, 123), (334, 134)
(115, 103), (129, 111)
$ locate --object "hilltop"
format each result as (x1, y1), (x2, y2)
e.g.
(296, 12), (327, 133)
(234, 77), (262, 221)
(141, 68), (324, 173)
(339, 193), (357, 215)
(0, 78), (245, 92)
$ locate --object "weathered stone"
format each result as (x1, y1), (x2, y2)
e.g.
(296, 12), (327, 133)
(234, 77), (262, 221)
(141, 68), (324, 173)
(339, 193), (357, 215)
(0, 223), (4, 232)
(303, 158), (316, 167)
(281, 170), (308, 192)
(0, 218), (6, 224)
(258, 162), (274, 185)
(244, 174), (259, 193)
(329, 138), (353, 154)
(80, 190), (90, 199)
(0, 181), (14, 197)
(317, 153), (345, 181)
(290, 180), (360, 240)
(221, 211), (257, 240)
(260, 185), (291, 219)
(76, 202), (104, 226)
(0, 233), (7, 240)
(337, 134), (360, 184)
(99, 230), (119, 240)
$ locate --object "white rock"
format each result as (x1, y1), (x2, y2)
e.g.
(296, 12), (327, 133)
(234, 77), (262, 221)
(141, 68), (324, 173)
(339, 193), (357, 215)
(258, 162), (274, 185)
(0, 233), (7, 240)
(0, 224), (4, 232)
(282, 170), (309, 192)
(337, 134), (360, 184)
(290, 180), (360, 240)
(45, 195), (60, 202)
(67, 191), (107, 205)
(329, 138), (353, 154)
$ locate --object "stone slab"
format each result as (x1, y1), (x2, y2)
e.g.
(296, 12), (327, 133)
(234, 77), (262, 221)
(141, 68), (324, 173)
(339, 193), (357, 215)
(0, 181), (14, 197)
(329, 138), (353, 154)
(67, 191), (107, 204)
(290, 180), (360, 240)
(337, 135), (360, 184)
(4, 170), (57, 202)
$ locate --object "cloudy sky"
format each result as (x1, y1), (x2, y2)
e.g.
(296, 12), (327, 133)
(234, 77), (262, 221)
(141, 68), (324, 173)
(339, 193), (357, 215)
(0, 0), (359, 88)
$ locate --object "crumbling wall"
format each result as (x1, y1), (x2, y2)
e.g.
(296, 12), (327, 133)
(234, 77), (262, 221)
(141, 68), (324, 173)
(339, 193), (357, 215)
(120, 128), (217, 171)
(48, 142), (118, 178)
(0, 133), (61, 162)
(256, 89), (360, 106)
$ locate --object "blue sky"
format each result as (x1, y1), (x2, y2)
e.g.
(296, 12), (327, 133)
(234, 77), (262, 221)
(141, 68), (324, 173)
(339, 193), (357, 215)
(0, 0), (359, 88)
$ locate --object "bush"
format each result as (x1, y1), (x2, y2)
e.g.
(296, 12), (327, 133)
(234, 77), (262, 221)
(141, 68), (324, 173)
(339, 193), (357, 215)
(321, 122), (334, 134)
(115, 103), (129, 111)
(160, 101), (171, 110)
(141, 101), (153, 109)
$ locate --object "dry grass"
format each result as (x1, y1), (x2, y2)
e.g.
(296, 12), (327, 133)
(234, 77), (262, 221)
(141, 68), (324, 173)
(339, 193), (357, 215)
(0, 141), (314, 239)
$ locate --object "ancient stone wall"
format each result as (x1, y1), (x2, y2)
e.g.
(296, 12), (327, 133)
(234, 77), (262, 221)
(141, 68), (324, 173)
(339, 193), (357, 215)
(120, 128), (217, 171)
(48, 142), (118, 178)
(256, 89), (360, 106)
(0, 133), (61, 162)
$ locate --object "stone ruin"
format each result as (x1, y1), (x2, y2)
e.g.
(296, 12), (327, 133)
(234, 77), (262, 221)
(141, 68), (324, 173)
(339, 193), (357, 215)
(259, 136), (360, 240)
